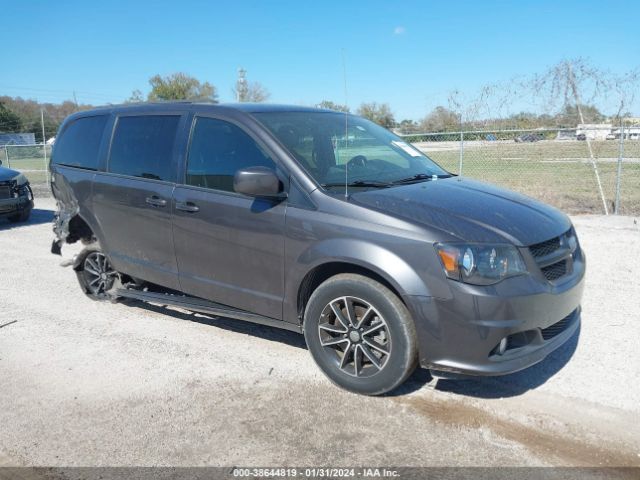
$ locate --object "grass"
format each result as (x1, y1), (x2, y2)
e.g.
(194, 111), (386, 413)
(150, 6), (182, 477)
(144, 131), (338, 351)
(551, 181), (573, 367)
(5, 139), (640, 215)
(3, 157), (47, 171)
(418, 139), (640, 215)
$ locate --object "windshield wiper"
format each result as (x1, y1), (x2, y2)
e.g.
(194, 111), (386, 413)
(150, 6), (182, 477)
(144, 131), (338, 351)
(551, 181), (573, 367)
(391, 173), (445, 185)
(321, 180), (393, 188)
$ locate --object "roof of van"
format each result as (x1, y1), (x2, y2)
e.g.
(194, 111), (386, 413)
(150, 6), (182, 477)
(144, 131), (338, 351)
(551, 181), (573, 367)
(72, 102), (336, 116)
(60, 102), (344, 126)
(221, 103), (335, 113)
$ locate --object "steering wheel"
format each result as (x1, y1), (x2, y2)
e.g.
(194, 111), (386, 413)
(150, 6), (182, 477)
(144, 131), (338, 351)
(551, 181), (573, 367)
(347, 155), (368, 169)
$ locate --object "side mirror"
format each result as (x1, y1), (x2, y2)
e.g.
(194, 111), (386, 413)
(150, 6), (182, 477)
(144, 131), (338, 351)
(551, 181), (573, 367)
(233, 166), (284, 197)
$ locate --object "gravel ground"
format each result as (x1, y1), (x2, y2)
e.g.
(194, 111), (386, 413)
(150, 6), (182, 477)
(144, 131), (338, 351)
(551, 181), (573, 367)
(0, 197), (639, 468)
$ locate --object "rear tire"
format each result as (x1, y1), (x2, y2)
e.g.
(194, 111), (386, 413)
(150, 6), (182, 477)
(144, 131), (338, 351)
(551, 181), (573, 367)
(75, 247), (120, 301)
(303, 273), (418, 395)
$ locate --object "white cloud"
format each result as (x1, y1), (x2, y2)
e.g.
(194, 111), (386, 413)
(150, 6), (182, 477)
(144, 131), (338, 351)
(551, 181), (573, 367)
(393, 26), (406, 35)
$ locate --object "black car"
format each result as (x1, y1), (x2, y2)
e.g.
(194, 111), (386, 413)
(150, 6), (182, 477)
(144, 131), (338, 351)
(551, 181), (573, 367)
(0, 165), (33, 222)
(50, 103), (585, 395)
(514, 133), (544, 143)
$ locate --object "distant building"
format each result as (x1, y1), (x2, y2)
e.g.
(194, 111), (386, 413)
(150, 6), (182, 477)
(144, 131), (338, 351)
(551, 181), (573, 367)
(0, 133), (36, 146)
(612, 126), (640, 140)
(556, 130), (574, 141)
(576, 124), (612, 140)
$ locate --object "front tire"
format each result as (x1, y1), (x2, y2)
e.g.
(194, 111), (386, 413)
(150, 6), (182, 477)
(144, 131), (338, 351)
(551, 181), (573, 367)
(303, 274), (418, 395)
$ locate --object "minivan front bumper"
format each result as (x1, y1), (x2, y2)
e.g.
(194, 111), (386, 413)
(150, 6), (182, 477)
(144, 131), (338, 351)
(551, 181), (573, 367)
(404, 257), (585, 376)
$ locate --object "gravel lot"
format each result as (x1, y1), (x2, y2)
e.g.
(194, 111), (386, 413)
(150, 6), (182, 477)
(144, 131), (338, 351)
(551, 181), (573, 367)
(0, 197), (639, 468)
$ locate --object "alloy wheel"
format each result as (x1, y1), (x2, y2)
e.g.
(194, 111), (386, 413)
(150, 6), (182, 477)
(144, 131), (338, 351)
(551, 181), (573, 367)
(317, 296), (391, 378)
(83, 252), (117, 295)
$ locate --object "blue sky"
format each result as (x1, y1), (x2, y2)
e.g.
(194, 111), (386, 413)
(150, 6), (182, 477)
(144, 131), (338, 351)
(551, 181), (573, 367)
(2, 0), (638, 120)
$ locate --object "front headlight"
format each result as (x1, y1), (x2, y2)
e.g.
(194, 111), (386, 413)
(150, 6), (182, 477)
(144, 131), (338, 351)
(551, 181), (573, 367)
(14, 173), (28, 186)
(435, 243), (527, 285)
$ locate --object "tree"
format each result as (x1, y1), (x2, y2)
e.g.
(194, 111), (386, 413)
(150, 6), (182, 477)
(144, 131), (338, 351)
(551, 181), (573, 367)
(530, 58), (612, 214)
(420, 106), (459, 132)
(233, 68), (270, 102)
(506, 111), (546, 130)
(357, 102), (395, 128)
(555, 104), (605, 127)
(244, 82), (270, 102)
(147, 73), (218, 102)
(530, 58), (619, 127)
(0, 102), (22, 133)
(125, 89), (144, 103)
(0, 95), (96, 141)
(316, 100), (350, 113)
(397, 119), (419, 134)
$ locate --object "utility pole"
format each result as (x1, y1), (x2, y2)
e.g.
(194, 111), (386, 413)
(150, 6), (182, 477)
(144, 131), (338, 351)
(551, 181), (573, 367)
(614, 118), (625, 214)
(236, 68), (248, 102)
(41, 109), (46, 155)
(458, 113), (464, 176)
(41, 109), (48, 186)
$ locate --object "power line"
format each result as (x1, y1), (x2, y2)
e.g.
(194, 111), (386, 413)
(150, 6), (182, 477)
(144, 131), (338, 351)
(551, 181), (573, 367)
(0, 84), (121, 99)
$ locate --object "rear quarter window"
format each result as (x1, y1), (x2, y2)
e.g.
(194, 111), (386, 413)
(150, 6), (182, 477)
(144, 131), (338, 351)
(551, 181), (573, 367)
(108, 115), (180, 182)
(52, 115), (108, 169)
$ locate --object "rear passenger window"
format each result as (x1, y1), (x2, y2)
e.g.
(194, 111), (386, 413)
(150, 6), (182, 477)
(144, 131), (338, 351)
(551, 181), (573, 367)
(53, 115), (108, 169)
(109, 115), (180, 181)
(186, 117), (276, 192)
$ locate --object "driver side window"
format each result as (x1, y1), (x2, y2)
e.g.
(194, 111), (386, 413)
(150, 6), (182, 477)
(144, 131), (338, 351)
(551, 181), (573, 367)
(186, 117), (276, 192)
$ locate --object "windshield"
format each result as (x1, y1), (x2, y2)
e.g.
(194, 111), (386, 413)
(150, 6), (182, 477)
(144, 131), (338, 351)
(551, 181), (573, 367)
(252, 111), (449, 190)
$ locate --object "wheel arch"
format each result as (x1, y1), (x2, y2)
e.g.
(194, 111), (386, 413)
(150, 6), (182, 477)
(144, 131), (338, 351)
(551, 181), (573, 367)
(66, 214), (95, 244)
(297, 261), (406, 320)
(292, 239), (433, 323)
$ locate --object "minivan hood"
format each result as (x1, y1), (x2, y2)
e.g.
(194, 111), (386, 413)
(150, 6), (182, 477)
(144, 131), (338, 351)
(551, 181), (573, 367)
(350, 177), (571, 246)
(0, 166), (21, 182)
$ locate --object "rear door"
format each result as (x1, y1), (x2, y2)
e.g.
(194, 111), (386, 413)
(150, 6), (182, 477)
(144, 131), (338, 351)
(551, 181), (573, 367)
(92, 113), (187, 289)
(172, 115), (286, 319)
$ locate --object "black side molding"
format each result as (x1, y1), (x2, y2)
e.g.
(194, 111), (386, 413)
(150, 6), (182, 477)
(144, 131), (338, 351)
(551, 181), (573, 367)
(115, 288), (302, 333)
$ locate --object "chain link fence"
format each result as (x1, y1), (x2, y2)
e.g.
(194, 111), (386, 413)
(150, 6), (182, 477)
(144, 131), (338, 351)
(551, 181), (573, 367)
(2, 126), (639, 216)
(2, 143), (51, 198)
(402, 126), (640, 216)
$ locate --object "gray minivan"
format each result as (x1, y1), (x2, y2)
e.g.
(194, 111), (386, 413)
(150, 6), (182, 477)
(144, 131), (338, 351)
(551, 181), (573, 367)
(50, 103), (585, 395)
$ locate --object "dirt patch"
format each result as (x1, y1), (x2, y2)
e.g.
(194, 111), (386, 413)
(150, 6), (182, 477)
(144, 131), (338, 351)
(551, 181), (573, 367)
(400, 394), (640, 470)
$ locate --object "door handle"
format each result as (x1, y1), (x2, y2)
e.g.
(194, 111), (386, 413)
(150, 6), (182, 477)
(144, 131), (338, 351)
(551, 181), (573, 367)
(175, 201), (200, 213)
(145, 196), (167, 207)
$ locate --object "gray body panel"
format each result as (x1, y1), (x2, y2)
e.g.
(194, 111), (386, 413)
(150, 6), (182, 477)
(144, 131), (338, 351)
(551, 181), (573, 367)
(350, 177), (572, 246)
(50, 102), (585, 377)
(92, 173), (180, 290)
(172, 186), (286, 319)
